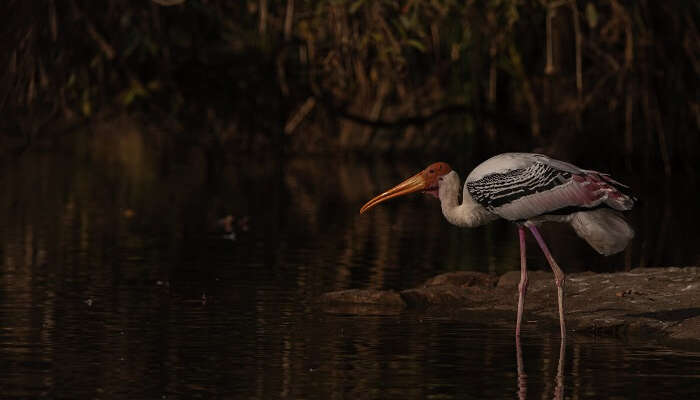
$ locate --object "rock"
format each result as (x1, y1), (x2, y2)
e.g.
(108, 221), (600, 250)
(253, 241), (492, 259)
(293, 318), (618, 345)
(318, 266), (700, 346)
(399, 271), (498, 308)
(400, 285), (491, 308)
(667, 316), (700, 341)
(423, 271), (498, 288)
(497, 270), (552, 288)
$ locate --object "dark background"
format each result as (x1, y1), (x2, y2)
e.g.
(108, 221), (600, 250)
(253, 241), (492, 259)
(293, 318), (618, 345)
(2, 0), (698, 172)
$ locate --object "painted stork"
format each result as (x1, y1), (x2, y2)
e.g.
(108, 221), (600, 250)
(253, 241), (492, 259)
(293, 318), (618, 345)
(360, 153), (636, 337)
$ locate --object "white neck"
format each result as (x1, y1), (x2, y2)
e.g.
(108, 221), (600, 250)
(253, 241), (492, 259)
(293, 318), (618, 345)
(438, 171), (496, 228)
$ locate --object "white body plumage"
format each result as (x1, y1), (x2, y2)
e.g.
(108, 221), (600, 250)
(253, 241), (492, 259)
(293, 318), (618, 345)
(439, 153), (635, 255)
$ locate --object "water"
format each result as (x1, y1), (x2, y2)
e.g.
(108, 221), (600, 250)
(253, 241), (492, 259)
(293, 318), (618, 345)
(1, 150), (699, 399)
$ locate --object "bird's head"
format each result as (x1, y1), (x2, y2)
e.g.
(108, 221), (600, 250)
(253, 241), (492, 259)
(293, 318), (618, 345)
(360, 162), (452, 214)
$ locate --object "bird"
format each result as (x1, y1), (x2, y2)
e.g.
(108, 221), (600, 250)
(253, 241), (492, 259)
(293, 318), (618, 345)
(360, 153), (636, 338)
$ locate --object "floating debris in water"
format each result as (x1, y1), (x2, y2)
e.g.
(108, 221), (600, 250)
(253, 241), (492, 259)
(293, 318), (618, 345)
(217, 215), (235, 232)
(215, 214), (250, 240)
(222, 232), (236, 241)
(238, 216), (250, 231)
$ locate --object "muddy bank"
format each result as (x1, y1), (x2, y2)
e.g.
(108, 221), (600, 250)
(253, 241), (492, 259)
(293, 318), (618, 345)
(318, 268), (700, 346)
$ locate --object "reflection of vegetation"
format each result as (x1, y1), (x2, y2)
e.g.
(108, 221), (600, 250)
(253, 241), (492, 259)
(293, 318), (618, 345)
(1, 131), (699, 397)
(3, 1), (698, 169)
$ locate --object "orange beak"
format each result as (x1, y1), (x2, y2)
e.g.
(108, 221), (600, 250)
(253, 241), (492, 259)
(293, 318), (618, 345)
(359, 172), (428, 214)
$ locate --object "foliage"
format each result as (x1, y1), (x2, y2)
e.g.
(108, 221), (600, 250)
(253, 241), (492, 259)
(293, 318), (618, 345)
(1, 0), (698, 172)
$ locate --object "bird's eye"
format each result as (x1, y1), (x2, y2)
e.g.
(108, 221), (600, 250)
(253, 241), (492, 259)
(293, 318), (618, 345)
(429, 169), (434, 174)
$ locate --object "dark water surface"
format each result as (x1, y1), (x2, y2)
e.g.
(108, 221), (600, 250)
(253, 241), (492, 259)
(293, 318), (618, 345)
(1, 150), (700, 399)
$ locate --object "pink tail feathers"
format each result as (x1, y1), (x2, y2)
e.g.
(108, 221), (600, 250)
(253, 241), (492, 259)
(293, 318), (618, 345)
(577, 171), (636, 211)
(570, 208), (635, 256)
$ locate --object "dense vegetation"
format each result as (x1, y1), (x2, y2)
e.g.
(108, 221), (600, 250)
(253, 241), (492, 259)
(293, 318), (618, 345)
(2, 0), (698, 172)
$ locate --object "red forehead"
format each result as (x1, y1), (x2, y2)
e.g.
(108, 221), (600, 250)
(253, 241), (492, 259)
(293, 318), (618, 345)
(425, 162), (452, 174)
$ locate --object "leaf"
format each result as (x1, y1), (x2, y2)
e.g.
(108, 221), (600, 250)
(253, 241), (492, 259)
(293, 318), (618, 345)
(406, 39), (426, 52)
(399, 15), (412, 29)
(371, 33), (384, 43)
(119, 80), (148, 106)
(146, 80), (161, 91)
(585, 2), (598, 29)
(82, 90), (91, 116)
(121, 90), (135, 106)
(349, 0), (366, 14)
(66, 73), (76, 88)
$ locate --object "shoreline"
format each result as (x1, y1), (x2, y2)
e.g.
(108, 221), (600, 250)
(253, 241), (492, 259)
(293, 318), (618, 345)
(318, 267), (700, 348)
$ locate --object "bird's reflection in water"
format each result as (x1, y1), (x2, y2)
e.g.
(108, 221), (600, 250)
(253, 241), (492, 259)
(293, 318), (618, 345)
(554, 336), (565, 400)
(516, 335), (566, 400)
(516, 336), (527, 400)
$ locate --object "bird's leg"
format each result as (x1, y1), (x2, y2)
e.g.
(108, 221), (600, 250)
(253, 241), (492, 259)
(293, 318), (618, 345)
(516, 225), (528, 337)
(527, 225), (566, 338)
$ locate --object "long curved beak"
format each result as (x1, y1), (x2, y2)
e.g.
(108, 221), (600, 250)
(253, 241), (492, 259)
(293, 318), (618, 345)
(360, 173), (427, 214)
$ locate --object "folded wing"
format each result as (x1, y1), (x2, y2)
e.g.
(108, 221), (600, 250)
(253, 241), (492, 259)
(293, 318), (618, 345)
(466, 161), (635, 222)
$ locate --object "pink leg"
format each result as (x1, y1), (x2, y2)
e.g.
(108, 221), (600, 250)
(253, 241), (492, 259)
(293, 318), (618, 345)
(527, 225), (566, 338)
(516, 226), (528, 337)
